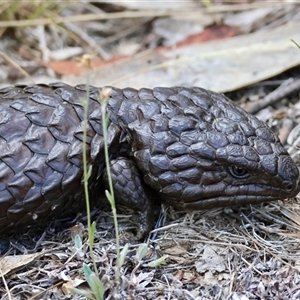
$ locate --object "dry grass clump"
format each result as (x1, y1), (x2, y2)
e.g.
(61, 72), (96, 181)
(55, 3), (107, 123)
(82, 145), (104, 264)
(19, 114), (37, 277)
(2, 198), (300, 299)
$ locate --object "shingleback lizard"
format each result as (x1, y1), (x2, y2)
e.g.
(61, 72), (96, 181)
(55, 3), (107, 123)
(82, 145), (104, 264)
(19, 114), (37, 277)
(0, 83), (299, 237)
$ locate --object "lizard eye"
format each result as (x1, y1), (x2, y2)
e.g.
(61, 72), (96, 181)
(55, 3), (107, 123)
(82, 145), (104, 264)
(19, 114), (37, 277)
(228, 166), (250, 179)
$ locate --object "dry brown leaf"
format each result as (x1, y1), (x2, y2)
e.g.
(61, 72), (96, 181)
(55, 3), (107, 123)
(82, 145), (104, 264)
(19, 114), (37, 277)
(61, 281), (74, 295)
(152, 17), (205, 46)
(195, 245), (226, 274)
(0, 252), (42, 276)
(163, 244), (188, 256)
(202, 270), (219, 286)
(63, 21), (300, 93)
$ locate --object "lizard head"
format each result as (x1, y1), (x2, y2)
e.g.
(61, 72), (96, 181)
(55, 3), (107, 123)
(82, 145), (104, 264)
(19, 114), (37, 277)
(129, 87), (300, 210)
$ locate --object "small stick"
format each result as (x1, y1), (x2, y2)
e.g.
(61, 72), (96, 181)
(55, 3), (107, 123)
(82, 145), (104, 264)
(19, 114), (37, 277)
(244, 78), (300, 114)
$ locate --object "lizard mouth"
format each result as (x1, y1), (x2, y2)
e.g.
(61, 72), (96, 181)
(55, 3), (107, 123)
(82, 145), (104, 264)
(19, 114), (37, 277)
(171, 182), (300, 211)
(179, 194), (287, 210)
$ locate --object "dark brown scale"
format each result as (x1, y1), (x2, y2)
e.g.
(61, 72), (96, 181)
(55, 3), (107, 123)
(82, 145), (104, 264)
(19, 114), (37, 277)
(0, 83), (299, 238)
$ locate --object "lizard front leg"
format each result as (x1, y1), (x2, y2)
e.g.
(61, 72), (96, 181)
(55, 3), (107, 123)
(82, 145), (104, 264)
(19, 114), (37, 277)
(102, 157), (156, 239)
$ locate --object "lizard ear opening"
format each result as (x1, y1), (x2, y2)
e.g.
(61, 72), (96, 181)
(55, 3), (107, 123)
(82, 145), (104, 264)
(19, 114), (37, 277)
(227, 166), (250, 179)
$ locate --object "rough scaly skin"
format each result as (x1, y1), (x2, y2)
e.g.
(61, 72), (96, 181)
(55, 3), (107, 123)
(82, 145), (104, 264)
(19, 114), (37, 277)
(0, 83), (299, 237)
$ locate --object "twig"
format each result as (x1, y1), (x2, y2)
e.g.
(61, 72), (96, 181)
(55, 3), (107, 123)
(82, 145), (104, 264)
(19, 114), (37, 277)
(244, 78), (300, 114)
(0, 50), (35, 83)
(0, 2), (286, 29)
(64, 22), (110, 60)
(0, 270), (12, 300)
